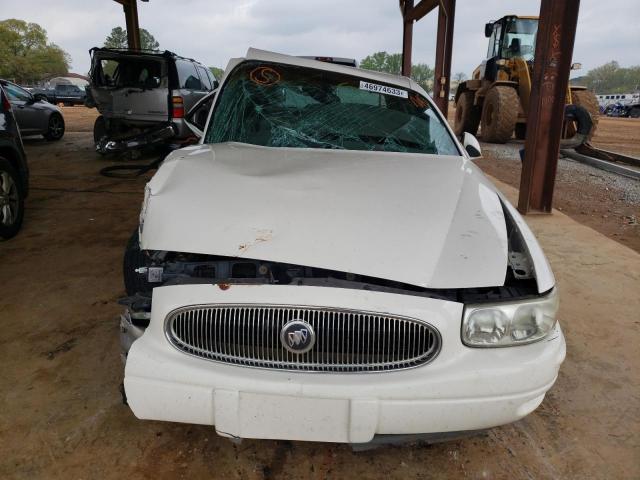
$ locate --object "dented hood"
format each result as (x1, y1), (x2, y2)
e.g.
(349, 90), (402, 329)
(141, 143), (509, 289)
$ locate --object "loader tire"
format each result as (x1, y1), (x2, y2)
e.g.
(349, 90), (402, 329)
(571, 89), (599, 141)
(454, 91), (480, 137)
(481, 86), (519, 143)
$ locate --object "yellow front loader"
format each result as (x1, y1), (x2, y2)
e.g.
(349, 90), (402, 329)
(454, 15), (598, 143)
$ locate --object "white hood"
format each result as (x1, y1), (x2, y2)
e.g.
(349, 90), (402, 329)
(140, 143), (509, 289)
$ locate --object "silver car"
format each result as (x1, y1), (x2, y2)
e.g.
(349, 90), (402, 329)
(0, 80), (65, 141)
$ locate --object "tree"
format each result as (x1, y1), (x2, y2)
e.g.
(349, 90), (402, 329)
(454, 72), (467, 82)
(0, 19), (70, 84)
(103, 26), (160, 50)
(411, 63), (434, 91)
(572, 61), (640, 94)
(209, 67), (224, 80)
(360, 52), (402, 75)
(360, 52), (433, 91)
(103, 26), (127, 49)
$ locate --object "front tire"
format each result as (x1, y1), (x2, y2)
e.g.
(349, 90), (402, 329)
(44, 113), (65, 141)
(454, 91), (481, 136)
(0, 158), (25, 239)
(481, 86), (519, 143)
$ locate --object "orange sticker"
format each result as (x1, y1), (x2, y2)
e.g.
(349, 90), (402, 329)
(249, 66), (281, 85)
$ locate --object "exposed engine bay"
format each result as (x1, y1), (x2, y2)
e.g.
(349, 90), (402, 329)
(121, 202), (538, 326)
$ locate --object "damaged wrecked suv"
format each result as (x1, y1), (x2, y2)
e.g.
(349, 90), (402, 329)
(120, 48), (565, 445)
(86, 48), (218, 154)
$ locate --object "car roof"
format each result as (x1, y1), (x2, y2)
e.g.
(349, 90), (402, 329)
(90, 47), (206, 67)
(243, 48), (424, 94)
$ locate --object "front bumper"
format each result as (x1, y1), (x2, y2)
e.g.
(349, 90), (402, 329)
(124, 284), (566, 443)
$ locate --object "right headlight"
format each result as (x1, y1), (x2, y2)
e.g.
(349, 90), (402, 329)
(462, 288), (559, 347)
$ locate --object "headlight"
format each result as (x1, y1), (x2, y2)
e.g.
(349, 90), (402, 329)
(462, 288), (559, 347)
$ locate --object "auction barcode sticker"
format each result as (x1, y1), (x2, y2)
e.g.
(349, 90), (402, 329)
(359, 81), (408, 98)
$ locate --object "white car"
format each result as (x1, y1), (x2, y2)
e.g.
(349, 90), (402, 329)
(120, 48), (565, 445)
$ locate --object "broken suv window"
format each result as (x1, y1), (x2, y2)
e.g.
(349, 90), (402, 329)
(206, 61), (459, 156)
(94, 56), (167, 89)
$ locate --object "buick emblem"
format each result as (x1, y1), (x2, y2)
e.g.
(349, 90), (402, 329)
(280, 320), (315, 354)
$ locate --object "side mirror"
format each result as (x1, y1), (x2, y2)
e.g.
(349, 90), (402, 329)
(33, 93), (47, 103)
(571, 62), (582, 71)
(463, 132), (482, 158)
(184, 89), (217, 139)
(485, 22), (494, 38)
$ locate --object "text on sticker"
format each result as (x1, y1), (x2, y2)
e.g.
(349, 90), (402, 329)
(359, 81), (408, 98)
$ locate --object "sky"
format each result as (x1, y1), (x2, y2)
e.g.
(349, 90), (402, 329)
(2, 0), (639, 78)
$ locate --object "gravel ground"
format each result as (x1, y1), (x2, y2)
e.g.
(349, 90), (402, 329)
(474, 140), (640, 253)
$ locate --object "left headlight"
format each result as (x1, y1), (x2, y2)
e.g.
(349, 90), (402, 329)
(462, 288), (559, 347)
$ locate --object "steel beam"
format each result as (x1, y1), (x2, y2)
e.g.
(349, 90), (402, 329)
(401, 0), (414, 76)
(432, 0), (455, 116)
(403, 0), (439, 22)
(518, 0), (581, 213)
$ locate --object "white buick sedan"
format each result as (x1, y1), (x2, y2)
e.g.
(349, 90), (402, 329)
(120, 49), (565, 445)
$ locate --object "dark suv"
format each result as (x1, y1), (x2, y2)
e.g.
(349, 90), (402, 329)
(0, 83), (29, 239)
(86, 48), (218, 154)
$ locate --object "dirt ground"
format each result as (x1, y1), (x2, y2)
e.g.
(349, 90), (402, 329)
(1, 107), (639, 479)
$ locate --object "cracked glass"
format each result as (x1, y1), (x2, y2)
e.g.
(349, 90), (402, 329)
(205, 61), (459, 156)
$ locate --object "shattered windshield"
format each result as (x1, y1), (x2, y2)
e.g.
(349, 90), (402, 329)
(205, 61), (459, 156)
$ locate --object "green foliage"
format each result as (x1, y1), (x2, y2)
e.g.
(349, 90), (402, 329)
(209, 67), (225, 80)
(0, 19), (70, 84)
(103, 26), (127, 49)
(572, 61), (640, 94)
(104, 26), (160, 50)
(360, 51), (433, 91)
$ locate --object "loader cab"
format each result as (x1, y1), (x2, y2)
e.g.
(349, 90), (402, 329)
(483, 16), (538, 80)
(485, 16), (538, 61)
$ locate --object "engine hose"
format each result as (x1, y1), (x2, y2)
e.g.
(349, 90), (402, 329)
(99, 156), (165, 179)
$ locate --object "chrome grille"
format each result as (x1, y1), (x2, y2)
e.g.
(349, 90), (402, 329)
(165, 305), (441, 372)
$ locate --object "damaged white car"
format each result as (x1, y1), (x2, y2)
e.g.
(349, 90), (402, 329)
(120, 48), (565, 445)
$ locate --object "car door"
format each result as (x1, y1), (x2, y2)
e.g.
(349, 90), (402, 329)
(2, 83), (44, 134)
(176, 60), (208, 114)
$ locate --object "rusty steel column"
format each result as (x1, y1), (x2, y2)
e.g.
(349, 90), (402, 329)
(401, 0), (415, 76)
(432, 0), (456, 116)
(518, 0), (580, 214)
(123, 0), (141, 50)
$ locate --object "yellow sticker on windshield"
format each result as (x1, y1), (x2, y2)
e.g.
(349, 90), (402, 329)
(359, 81), (408, 98)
